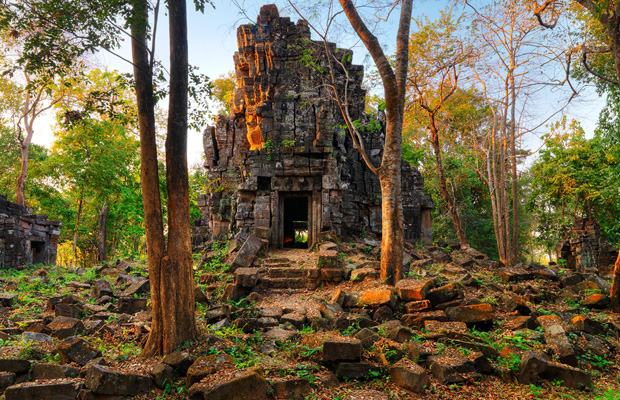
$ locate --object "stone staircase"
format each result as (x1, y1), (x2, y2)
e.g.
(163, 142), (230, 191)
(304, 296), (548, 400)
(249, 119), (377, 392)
(257, 257), (309, 290)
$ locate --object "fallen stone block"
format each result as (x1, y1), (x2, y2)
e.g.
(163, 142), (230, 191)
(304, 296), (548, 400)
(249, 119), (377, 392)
(0, 359), (30, 375)
(0, 293), (17, 308)
(48, 316), (85, 339)
(402, 311), (447, 328)
(426, 283), (462, 306)
(271, 377), (311, 400)
(536, 315), (577, 366)
(428, 355), (476, 383)
(231, 235), (262, 271)
(5, 380), (81, 400)
(323, 337), (362, 363)
(22, 331), (53, 344)
(56, 336), (102, 366)
(120, 279), (150, 297)
(582, 293), (609, 308)
(150, 362), (175, 389)
(390, 358), (429, 393)
(115, 296), (148, 314)
(395, 279), (434, 301)
(92, 280), (113, 298)
(162, 351), (194, 376)
(188, 368), (269, 400)
(350, 268), (377, 281)
(85, 365), (153, 396)
(30, 363), (78, 380)
(186, 354), (235, 386)
(234, 268), (259, 287)
(281, 312), (306, 330)
(518, 351), (591, 389)
(334, 362), (379, 379)
(405, 300), (432, 313)
(357, 289), (395, 307)
(445, 304), (493, 324)
(0, 372), (15, 395)
(54, 303), (82, 319)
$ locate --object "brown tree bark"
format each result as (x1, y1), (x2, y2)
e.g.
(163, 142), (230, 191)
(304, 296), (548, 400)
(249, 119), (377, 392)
(15, 74), (62, 206)
(428, 121), (468, 249)
(509, 70), (519, 265)
(98, 201), (109, 262)
(611, 249), (620, 312)
(130, 0), (195, 357)
(338, 0), (412, 284)
(72, 189), (84, 265)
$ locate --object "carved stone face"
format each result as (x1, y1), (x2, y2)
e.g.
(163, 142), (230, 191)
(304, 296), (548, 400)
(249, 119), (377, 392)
(246, 114), (264, 150)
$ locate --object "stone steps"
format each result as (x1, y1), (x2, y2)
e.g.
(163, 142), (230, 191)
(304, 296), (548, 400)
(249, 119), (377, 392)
(262, 258), (290, 266)
(259, 277), (307, 289)
(263, 267), (305, 278)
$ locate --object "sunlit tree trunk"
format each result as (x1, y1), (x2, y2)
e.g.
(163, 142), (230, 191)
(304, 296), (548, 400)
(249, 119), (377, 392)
(72, 189), (84, 266)
(98, 201), (109, 262)
(428, 116), (468, 249)
(338, 0), (412, 284)
(131, 0), (195, 357)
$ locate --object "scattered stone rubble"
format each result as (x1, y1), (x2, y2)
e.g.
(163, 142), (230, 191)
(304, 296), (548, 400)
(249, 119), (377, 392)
(0, 235), (618, 398)
(0, 194), (61, 269)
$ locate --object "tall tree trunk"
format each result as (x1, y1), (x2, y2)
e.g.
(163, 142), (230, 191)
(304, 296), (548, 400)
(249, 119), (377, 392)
(73, 189), (84, 265)
(509, 69), (519, 264)
(379, 117), (404, 284)
(155, 0), (196, 354)
(130, 0), (167, 355)
(610, 247), (620, 312)
(16, 90), (35, 206)
(338, 0), (412, 284)
(98, 201), (109, 262)
(16, 142), (29, 206)
(132, 0), (195, 357)
(429, 122), (468, 249)
(499, 102), (509, 265)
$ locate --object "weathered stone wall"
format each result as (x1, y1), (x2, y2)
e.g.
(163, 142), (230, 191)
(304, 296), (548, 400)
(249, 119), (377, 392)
(557, 218), (618, 275)
(0, 194), (61, 268)
(193, 5), (433, 249)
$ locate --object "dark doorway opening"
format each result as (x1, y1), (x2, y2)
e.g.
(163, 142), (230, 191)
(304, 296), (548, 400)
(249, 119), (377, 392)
(31, 241), (46, 264)
(283, 196), (309, 248)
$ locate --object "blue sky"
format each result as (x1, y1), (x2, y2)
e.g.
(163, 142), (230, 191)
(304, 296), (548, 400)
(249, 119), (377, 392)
(33, 0), (604, 166)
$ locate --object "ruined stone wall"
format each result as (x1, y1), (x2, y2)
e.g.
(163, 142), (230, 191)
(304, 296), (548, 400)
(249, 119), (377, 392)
(0, 194), (61, 268)
(192, 5), (433, 249)
(557, 218), (618, 275)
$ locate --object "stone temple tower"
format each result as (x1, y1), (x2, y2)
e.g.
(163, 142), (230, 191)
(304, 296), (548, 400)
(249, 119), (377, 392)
(193, 4), (433, 249)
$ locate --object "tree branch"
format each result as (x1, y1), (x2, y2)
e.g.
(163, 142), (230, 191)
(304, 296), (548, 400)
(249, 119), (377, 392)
(582, 47), (619, 86)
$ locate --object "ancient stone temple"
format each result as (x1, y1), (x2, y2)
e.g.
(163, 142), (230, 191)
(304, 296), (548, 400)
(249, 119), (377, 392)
(0, 194), (61, 268)
(193, 5), (433, 249)
(557, 218), (618, 275)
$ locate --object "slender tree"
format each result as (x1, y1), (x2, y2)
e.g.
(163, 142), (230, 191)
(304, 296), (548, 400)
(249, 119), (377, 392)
(407, 12), (471, 249)
(289, 0), (413, 284)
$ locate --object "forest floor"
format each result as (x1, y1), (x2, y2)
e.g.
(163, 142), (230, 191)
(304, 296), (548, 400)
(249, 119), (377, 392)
(0, 239), (619, 399)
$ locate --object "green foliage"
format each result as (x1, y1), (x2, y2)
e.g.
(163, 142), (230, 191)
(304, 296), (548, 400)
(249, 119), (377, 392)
(527, 117), (620, 254)
(46, 116), (142, 265)
(210, 72), (236, 114)
(595, 388), (620, 400)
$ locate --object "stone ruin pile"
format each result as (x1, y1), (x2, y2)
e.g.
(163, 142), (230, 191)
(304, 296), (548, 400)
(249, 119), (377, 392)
(557, 218), (618, 275)
(193, 4), (433, 249)
(0, 194), (61, 268)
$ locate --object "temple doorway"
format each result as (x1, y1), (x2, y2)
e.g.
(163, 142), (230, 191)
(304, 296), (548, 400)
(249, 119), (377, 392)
(281, 194), (310, 249)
